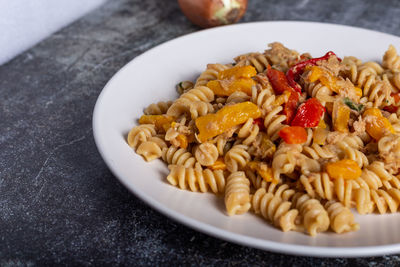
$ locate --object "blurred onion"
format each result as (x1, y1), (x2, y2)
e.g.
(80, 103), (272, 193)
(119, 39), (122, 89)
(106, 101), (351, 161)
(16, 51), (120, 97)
(178, 0), (248, 28)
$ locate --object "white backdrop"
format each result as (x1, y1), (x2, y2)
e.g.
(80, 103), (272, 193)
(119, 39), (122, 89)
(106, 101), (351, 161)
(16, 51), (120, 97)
(0, 0), (107, 65)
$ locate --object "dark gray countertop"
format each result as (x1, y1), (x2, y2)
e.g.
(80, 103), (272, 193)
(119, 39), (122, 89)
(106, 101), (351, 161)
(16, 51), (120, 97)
(2, 0), (400, 265)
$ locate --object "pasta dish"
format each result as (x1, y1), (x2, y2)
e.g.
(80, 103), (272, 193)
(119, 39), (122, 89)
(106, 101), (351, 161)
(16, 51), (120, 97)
(126, 42), (400, 236)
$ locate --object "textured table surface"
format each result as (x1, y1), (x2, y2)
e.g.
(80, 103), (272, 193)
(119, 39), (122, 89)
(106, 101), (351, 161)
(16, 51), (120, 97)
(2, 0), (400, 265)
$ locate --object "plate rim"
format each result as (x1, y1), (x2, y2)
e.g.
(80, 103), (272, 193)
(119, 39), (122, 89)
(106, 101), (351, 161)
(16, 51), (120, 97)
(92, 20), (400, 258)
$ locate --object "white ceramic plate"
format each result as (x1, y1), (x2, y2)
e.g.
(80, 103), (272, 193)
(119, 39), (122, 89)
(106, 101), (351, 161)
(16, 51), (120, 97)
(93, 21), (400, 257)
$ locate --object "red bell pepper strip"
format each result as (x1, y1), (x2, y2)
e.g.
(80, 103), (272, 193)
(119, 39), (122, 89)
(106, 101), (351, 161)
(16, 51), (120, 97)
(252, 118), (265, 131)
(279, 126), (308, 144)
(392, 92), (400, 103)
(286, 51), (342, 93)
(265, 65), (300, 124)
(383, 105), (398, 113)
(266, 65), (293, 95)
(383, 93), (400, 113)
(291, 98), (326, 127)
(283, 88), (299, 124)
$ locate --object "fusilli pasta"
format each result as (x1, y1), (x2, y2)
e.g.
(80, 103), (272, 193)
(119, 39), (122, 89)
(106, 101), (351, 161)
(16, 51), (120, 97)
(126, 42), (400, 236)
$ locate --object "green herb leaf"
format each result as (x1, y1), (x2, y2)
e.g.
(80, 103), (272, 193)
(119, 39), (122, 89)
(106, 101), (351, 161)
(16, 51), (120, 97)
(343, 97), (364, 112)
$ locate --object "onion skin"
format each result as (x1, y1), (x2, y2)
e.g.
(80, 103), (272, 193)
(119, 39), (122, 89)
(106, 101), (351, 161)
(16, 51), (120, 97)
(178, 0), (248, 28)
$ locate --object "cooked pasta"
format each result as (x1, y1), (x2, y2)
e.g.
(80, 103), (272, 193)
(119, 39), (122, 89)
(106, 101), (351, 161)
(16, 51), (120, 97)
(292, 193), (330, 236)
(225, 171), (251, 215)
(167, 163), (225, 193)
(324, 200), (359, 234)
(126, 42), (400, 236)
(224, 144), (251, 172)
(127, 124), (156, 149)
(194, 142), (219, 166)
(144, 101), (173, 115)
(234, 52), (270, 73)
(162, 146), (196, 168)
(136, 137), (167, 161)
(252, 187), (299, 232)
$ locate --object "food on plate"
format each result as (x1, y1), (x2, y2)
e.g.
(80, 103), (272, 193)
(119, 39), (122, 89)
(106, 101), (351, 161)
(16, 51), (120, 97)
(127, 42), (400, 236)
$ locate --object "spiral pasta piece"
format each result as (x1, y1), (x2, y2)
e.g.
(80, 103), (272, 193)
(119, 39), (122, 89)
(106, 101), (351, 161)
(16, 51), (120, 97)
(345, 62), (392, 107)
(252, 187), (299, 232)
(237, 118), (259, 146)
(224, 145), (251, 172)
(359, 161), (394, 190)
(225, 171), (251, 215)
(136, 136), (167, 161)
(337, 141), (369, 168)
(383, 45), (400, 71)
(341, 135), (365, 150)
(300, 172), (334, 200)
(194, 142), (219, 166)
(302, 143), (336, 160)
(167, 98), (214, 119)
(266, 183), (296, 202)
(127, 124), (156, 150)
(371, 188), (400, 214)
(245, 169), (267, 190)
(195, 63), (229, 87)
(167, 86), (215, 119)
(167, 163), (225, 193)
(303, 81), (335, 106)
(272, 144), (302, 182)
(324, 201), (359, 234)
(251, 85), (275, 112)
(226, 91), (250, 104)
(179, 86), (215, 103)
(144, 101), (173, 115)
(291, 193), (330, 236)
(263, 105), (287, 141)
(382, 175), (400, 190)
(234, 52), (270, 73)
(162, 146), (196, 168)
(176, 80), (194, 95)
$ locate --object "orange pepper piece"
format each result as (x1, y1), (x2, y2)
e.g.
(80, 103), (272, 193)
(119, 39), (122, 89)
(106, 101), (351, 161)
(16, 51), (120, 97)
(217, 65), (257, 80)
(333, 102), (350, 132)
(278, 126), (308, 144)
(139, 115), (175, 132)
(195, 102), (261, 143)
(209, 157), (226, 170)
(309, 66), (362, 97)
(326, 159), (361, 180)
(363, 108), (394, 140)
(308, 66), (341, 93)
(207, 78), (255, 96)
(176, 134), (188, 149)
(248, 161), (273, 182)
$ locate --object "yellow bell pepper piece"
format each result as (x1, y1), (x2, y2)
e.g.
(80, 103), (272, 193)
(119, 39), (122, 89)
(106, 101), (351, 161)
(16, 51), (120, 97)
(207, 78), (255, 96)
(354, 87), (363, 97)
(248, 161), (273, 182)
(139, 115), (175, 132)
(217, 65), (257, 80)
(195, 102), (261, 143)
(333, 102), (350, 132)
(308, 66), (324, 83)
(326, 159), (362, 180)
(317, 118), (327, 129)
(176, 134), (188, 149)
(209, 157), (226, 170)
(309, 66), (360, 96)
(274, 90), (291, 106)
(363, 108), (394, 140)
(313, 128), (329, 145)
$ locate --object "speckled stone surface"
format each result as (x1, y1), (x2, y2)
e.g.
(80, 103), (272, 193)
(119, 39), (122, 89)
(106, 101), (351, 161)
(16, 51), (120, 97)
(1, 0), (400, 265)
